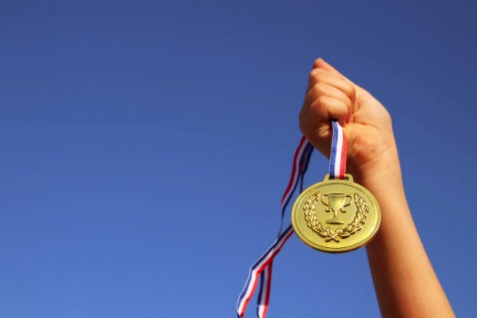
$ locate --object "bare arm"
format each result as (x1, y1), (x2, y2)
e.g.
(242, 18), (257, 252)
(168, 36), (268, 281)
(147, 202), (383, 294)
(299, 58), (454, 317)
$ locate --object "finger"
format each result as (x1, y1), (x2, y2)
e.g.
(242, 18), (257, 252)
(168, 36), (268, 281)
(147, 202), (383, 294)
(308, 68), (356, 102)
(313, 58), (360, 102)
(313, 58), (348, 81)
(299, 95), (349, 155)
(308, 96), (350, 127)
(304, 82), (352, 112)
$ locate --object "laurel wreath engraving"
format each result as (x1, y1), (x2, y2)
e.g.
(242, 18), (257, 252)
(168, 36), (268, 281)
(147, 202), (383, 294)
(303, 192), (370, 242)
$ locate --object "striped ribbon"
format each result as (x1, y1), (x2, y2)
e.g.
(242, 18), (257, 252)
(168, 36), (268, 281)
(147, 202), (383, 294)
(236, 138), (312, 318)
(256, 260), (272, 317)
(237, 121), (347, 318)
(329, 121), (348, 179)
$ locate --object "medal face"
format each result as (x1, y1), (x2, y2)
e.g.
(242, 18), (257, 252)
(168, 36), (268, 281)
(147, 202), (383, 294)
(291, 174), (381, 253)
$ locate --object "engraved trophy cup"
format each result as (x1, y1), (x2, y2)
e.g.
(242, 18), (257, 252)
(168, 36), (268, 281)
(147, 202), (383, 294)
(321, 193), (352, 225)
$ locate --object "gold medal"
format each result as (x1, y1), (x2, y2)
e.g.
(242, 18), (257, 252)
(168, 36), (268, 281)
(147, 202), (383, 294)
(291, 174), (381, 253)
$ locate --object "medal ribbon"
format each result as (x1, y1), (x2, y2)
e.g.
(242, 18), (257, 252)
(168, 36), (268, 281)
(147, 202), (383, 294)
(237, 121), (347, 318)
(329, 121), (348, 179)
(236, 137), (313, 318)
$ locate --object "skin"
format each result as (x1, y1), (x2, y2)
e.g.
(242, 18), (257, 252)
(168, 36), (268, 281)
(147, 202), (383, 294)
(300, 58), (455, 318)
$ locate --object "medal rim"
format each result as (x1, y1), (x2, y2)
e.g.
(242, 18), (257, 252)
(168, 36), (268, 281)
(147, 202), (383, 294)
(291, 174), (381, 253)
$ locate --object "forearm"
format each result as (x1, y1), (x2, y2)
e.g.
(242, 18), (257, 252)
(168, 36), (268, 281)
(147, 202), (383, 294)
(359, 146), (454, 317)
(300, 58), (454, 317)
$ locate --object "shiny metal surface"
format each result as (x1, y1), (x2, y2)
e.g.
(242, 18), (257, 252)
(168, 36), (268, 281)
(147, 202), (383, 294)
(291, 174), (381, 253)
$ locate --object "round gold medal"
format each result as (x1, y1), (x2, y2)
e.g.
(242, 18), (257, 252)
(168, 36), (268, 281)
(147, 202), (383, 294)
(291, 174), (381, 253)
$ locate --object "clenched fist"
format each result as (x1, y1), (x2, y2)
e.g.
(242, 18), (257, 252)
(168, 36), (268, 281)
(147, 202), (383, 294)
(299, 58), (398, 182)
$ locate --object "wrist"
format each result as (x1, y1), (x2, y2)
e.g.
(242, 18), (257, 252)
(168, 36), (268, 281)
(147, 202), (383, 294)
(348, 142), (406, 204)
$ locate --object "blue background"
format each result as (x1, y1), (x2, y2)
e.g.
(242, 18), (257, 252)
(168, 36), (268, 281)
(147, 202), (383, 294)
(1, 0), (476, 317)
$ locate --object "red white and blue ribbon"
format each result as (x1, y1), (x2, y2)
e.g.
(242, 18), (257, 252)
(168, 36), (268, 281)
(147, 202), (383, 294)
(237, 121), (347, 318)
(329, 121), (348, 179)
(256, 260), (272, 317)
(236, 137), (312, 318)
(278, 137), (314, 234)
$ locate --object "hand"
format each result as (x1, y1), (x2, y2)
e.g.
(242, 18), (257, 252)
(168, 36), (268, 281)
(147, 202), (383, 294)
(299, 58), (397, 181)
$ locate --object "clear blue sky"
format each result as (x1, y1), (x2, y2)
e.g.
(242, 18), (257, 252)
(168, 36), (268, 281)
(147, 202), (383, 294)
(1, 0), (476, 317)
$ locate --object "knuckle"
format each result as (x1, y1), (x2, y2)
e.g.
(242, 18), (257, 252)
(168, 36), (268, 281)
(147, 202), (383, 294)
(308, 68), (327, 84)
(313, 58), (321, 68)
(343, 81), (356, 99)
(308, 69), (318, 83)
(320, 95), (334, 103)
(316, 95), (333, 107)
(310, 82), (327, 97)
